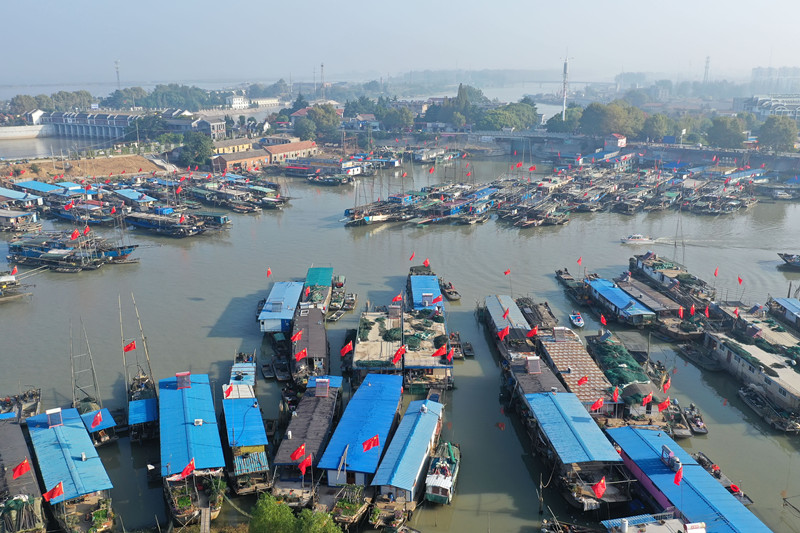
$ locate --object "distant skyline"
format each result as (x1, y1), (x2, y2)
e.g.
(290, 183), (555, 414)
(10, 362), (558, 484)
(4, 0), (799, 95)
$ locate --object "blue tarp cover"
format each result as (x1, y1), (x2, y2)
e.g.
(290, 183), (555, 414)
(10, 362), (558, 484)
(318, 374), (402, 474)
(608, 427), (770, 533)
(586, 278), (654, 317)
(409, 275), (443, 310)
(258, 281), (304, 324)
(0, 186), (41, 201)
(308, 375), (343, 389)
(0, 412), (16, 420)
(129, 398), (158, 425)
(229, 362), (256, 388)
(306, 267), (334, 287)
(524, 393), (621, 464)
(159, 374), (225, 476)
(223, 398), (268, 447)
(79, 408), (116, 433)
(28, 408), (113, 504)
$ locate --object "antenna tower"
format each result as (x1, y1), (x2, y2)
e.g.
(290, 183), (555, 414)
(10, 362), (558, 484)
(703, 56), (710, 85)
(320, 63), (325, 100)
(115, 60), (121, 90)
(561, 55), (570, 120)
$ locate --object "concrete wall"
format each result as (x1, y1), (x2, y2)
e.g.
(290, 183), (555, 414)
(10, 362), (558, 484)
(0, 124), (56, 140)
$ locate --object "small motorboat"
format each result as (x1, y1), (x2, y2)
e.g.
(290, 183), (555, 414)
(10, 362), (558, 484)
(684, 402), (708, 435)
(569, 311), (584, 328)
(261, 362), (275, 380)
(620, 233), (656, 244)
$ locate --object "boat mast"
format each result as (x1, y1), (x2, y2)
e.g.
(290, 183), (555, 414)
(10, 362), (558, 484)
(132, 292), (157, 398)
(120, 294), (131, 391)
(70, 320), (77, 408)
(82, 320), (102, 408)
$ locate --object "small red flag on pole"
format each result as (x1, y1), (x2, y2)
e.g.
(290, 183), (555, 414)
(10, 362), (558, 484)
(600, 314), (607, 326)
(423, 258), (430, 267)
(590, 398), (604, 411)
(12, 458), (31, 479)
(91, 410), (103, 429)
(577, 376), (588, 386)
(733, 307), (739, 317)
(290, 329), (303, 343)
(70, 229), (80, 240)
(266, 267), (272, 277)
(10, 265), (17, 275)
(526, 325), (538, 337)
(432, 294), (443, 304)
(295, 348), (308, 362)
(362, 435), (380, 452)
(431, 345), (447, 357)
(690, 304), (695, 316)
(304, 286), (311, 297)
(392, 345), (406, 364)
(123, 341), (136, 352)
(612, 386), (620, 403)
(642, 392), (653, 406)
(392, 293), (403, 302)
(409, 252), (415, 261)
(704, 305), (710, 318)
(498, 326), (510, 341)
(714, 267), (719, 277)
(42, 482), (64, 502)
(502, 308), (509, 320)
(224, 384), (233, 398)
(504, 269), (511, 275)
(290, 443), (306, 461)
(738, 275), (743, 285)
(678, 306), (684, 319)
(658, 397), (671, 412)
(592, 477), (606, 499)
(577, 256), (582, 265)
(663, 376), (671, 393)
(340, 341), (353, 357)
(674, 465), (683, 486)
(180, 458), (195, 479)
(298, 454), (312, 476)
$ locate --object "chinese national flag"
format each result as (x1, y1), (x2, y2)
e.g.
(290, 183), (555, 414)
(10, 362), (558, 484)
(577, 376), (588, 386)
(83, 226), (90, 236)
(704, 305), (710, 318)
(431, 345), (447, 357)
(714, 267), (719, 277)
(194, 165), (199, 171)
(176, 186), (183, 194)
(10, 265), (17, 275)
(502, 308), (510, 320)
(429, 167), (435, 174)
(590, 398), (604, 411)
(738, 275), (743, 285)
(42, 482), (64, 502)
(600, 314), (607, 326)
(111, 206), (116, 214)
(123, 340), (136, 352)
(340, 341), (353, 357)
(298, 454), (312, 476)
(447, 348), (454, 362)
(180, 458), (195, 479)
(225, 385), (233, 398)
(392, 345), (406, 364)
(529, 165), (536, 171)
(266, 267), (272, 277)
(504, 269), (511, 275)
(291, 329), (303, 342)
(658, 397), (671, 412)
(12, 458), (30, 479)
(70, 229), (80, 240)
(423, 258), (430, 267)
(733, 307), (739, 317)
(690, 304), (695, 316)
(362, 434), (380, 452)
(527, 325), (538, 337)
(91, 410), (103, 429)
(295, 348), (308, 362)
(498, 325), (510, 341)
(678, 306), (684, 319)
(179, 215), (186, 224)
(674, 465), (683, 486)
(432, 294), (443, 304)
(392, 293), (403, 302)
(663, 376), (671, 393)
(304, 286), (311, 297)
(612, 386), (620, 403)
(642, 392), (653, 406)
(592, 477), (606, 499)
(577, 256), (582, 265)
(138, 168), (142, 172)
(409, 252), (415, 261)
(290, 443), (306, 461)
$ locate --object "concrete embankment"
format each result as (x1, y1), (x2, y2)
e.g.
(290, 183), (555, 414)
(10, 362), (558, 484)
(0, 124), (56, 140)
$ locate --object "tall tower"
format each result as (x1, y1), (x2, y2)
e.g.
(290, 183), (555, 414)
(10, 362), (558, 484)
(320, 63), (325, 100)
(115, 60), (121, 90)
(703, 56), (710, 85)
(561, 56), (569, 120)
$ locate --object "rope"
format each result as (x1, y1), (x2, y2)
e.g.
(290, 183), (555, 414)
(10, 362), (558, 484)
(540, 462), (557, 489)
(222, 493), (252, 518)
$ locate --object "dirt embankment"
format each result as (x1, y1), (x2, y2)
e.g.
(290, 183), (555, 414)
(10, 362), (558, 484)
(3, 155), (163, 183)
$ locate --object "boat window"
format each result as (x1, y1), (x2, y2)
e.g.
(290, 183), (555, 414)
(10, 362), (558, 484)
(748, 365), (755, 373)
(779, 388), (787, 396)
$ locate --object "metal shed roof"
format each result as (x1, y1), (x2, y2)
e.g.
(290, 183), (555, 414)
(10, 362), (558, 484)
(306, 267), (334, 287)
(158, 374), (225, 477)
(258, 281), (304, 323)
(371, 400), (443, 491)
(538, 328), (612, 404)
(15, 181), (62, 193)
(484, 295), (529, 332)
(410, 275), (443, 310)
(79, 408), (116, 433)
(113, 189), (157, 203)
(27, 408), (113, 504)
(0, 187), (41, 201)
(775, 298), (800, 319)
(0, 420), (42, 500)
(292, 308), (328, 364)
(318, 374), (403, 474)
(615, 277), (680, 314)
(524, 393), (621, 465)
(586, 279), (655, 317)
(128, 398), (158, 425)
(608, 427), (771, 533)
(229, 362), (256, 388)
(222, 398), (268, 447)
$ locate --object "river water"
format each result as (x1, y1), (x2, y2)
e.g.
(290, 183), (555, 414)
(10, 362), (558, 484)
(2, 156), (800, 532)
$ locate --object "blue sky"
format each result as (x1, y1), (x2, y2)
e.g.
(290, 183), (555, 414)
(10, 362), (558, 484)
(2, 0), (796, 91)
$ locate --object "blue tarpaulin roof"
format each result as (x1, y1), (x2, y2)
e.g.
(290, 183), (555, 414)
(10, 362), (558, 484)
(229, 362), (256, 388)
(79, 408), (116, 433)
(306, 267), (334, 287)
(318, 374), (403, 474)
(16, 180), (63, 193)
(608, 427), (770, 533)
(409, 275), (443, 310)
(775, 298), (800, 319)
(129, 398), (158, 425)
(484, 295), (528, 332)
(586, 278), (654, 317)
(524, 393), (621, 464)
(114, 189), (157, 203)
(308, 375), (343, 389)
(0, 186), (41, 201)
(371, 399), (442, 492)
(258, 281), (304, 324)
(28, 408), (113, 504)
(159, 374), (225, 476)
(0, 412), (16, 420)
(223, 398), (269, 448)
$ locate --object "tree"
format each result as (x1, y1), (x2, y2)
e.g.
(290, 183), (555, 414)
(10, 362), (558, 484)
(238, 115), (247, 128)
(250, 494), (296, 533)
(307, 104), (342, 139)
(177, 131), (213, 168)
(706, 116), (745, 148)
(622, 89), (650, 107)
(126, 115), (168, 142)
(737, 111), (759, 131)
(546, 106), (582, 133)
(294, 117), (316, 141)
(9, 94), (37, 114)
(641, 114), (673, 142)
(295, 509), (342, 533)
(579, 103), (610, 136)
(381, 108), (414, 130)
(289, 94), (309, 114)
(758, 116), (798, 152)
(34, 94), (55, 112)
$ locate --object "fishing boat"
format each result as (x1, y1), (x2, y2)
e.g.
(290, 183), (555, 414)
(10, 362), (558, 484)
(569, 311), (584, 328)
(461, 342), (475, 357)
(692, 452), (754, 506)
(675, 343), (723, 372)
(683, 402), (708, 435)
(778, 252), (800, 269)
(438, 277), (461, 301)
(0, 417), (47, 533)
(738, 384), (800, 433)
(272, 354), (292, 382)
(261, 359), (276, 380)
(425, 442), (461, 505)
(665, 400), (692, 439)
(327, 309), (346, 322)
(0, 387), (41, 422)
(230, 350), (257, 392)
(343, 293), (358, 311)
(620, 234), (656, 244)
(121, 294), (159, 444)
(220, 386), (272, 495)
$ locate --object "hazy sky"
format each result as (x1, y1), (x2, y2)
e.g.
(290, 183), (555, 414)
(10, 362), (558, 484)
(3, 0), (797, 93)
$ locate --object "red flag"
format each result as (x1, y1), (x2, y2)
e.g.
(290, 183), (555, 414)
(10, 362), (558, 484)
(674, 465), (683, 486)
(704, 305), (710, 318)
(502, 308), (510, 320)
(612, 386), (620, 403)
(527, 325), (538, 337)
(290, 443), (306, 461)
(658, 397), (671, 412)
(298, 454), (312, 476)
(290, 329), (303, 342)
(592, 477), (606, 499)
(362, 434), (380, 452)
(528, 165), (536, 171)
(266, 267), (272, 277)
(423, 258), (430, 267)
(176, 186), (183, 194)
(733, 307), (739, 317)
(431, 345), (447, 357)
(504, 269), (511, 275)
(179, 215), (186, 224)
(392, 345), (406, 364)
(402, 172), (407, 178)
(180, 458), (195, 479)
(577, 376), (588, 386)
(83, 226), (90, 236)
(138, 168), (142, 172)
(123, 341), (137, 353)
(429, 167), (435, 174)
(663, 376), (671, 393)
(447, 347), (454, 362)
(577, 256), (582, 265)
(642, 392), (653, 406)
(498, 325), (510, 341)
(91, 410), (103, 429)
(714, 267), (719, 277)
(42, 482), (64, 502)
(194, 165), (199, 171)
(466, 171), (472, 177)
(180, 176), (187, 182)
(64, 202), (73, 211)
(111, 206), (116, 214)
(224, 384), (233, 398)
(690, 304), (695, 316)
(409, 252), (415, 261)
(70, 229), (80, 240)
(12, 458), (30, 479)
(340, 341), (353, 357)
(304, 286), (311, 297)
(295, 348), (308, 361)
(10, 265), (18, 275)
(432, 294), (443, 304)
(600, 314), (607, 326)
(590, 398), (604, 411)
(187, 166), (191, 172)
(678, 306), (684, 319)
(516, 161), (523, 168)
(392, 293), (403, 303)
(737, 275), (743, 285)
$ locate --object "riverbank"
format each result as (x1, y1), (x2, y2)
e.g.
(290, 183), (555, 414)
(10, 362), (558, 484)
(2, 154), (162, 180)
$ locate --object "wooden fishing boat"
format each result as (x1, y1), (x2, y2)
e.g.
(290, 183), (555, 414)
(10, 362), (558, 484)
(692, 452), (754, 506)
(569, 311), (584, 328)
(261, 362), (275, 379)
(425, 442), (461, 505)
(343, 293), (358, 311)
(121, 294), (159, 444)
(0, 387), (41, 422)
(738, 384), (800, 433)
(438, 277), (461, 301)
(461, 342), (475, 357)
(675, 343), (723, 372)
(327, 309), (346, 322)
(665, 400), (692, 439)
(778, 252), (800, 269)
(683, 402), (708, 435)
(72, 322), (119, 447)
(272, 355), (292, 382)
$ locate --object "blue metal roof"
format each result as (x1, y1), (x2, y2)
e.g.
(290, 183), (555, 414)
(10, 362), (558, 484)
(159, 374), (225, 476)
(229, 362), (256, 388)
(129, 398), (158, 425)
(306, 267), (334, 287)
(608, 427), (770, 533)
(222, 398), (269, 447)
(524, 393), (621, 464)
(371, 399), (443, 491)
(27, 408), (113, 504)
(484, 295), (528, 332)
(16, 180), (62, 193)
(410, 276), (443, 310)
(775, 297), (800, 319)
(0, 186), (41, 201)
(0, 412), (16, 420)
(114, 189), (157, 203)
(233, 452), (269, 476)
(308, 375), (344, 389)
(79, 408), (117, 433)
(318, 374), (403, 474)
(586, 278), (654, 317)
(258, 281), (304, 323)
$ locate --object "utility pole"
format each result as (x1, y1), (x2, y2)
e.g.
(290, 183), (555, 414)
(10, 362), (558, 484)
(703, 56), (711, 85)
(313, 65), (316, 98)
(561, 54), (571, 121)
(320, 63), (325, 101)
(115, 60), (121, 90)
